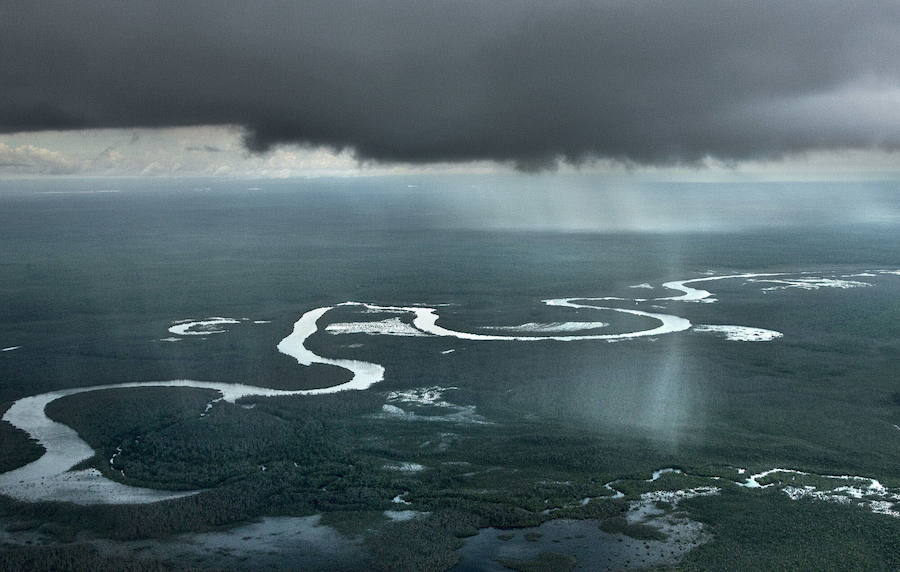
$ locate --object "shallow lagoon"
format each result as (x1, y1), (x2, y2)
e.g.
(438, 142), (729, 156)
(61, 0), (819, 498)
(453, 518), (703, 571)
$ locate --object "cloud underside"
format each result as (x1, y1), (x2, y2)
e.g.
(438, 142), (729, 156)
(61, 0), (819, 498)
(2, 1), (900, 169)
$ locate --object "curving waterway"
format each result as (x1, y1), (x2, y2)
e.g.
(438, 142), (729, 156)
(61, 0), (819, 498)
(0, 271), (889, 505)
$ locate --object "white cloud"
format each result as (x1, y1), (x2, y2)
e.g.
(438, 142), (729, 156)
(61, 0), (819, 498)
(0, 143), (80, 175)
(0, 127), (507, 179)
(2, 126), (900, 180)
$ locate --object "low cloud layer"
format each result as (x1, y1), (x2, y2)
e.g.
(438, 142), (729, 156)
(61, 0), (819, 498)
(2, 1), (900, 169)
(0, 143), (79, 175)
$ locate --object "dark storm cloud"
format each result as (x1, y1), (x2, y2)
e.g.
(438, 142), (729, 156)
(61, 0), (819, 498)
(2, 1), (899, 168)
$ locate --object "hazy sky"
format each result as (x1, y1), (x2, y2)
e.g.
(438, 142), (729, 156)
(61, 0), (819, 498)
(2, 1), (900, 178)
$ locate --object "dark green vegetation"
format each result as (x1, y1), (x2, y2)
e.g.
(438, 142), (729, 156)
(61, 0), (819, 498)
(1, 178), (899, 570)
(679, 489), (900, 570)
(45, 388), (219, 481)
(2, 388), (631, 555)
(0, 544), (211, 572)
(497, 552), (577, 572)
(366, 511), (480, 571)
(0, 403), (42, 474)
